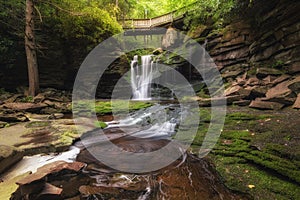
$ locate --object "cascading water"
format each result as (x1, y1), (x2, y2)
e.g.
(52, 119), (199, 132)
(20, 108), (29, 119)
(131, 55), (154, 100)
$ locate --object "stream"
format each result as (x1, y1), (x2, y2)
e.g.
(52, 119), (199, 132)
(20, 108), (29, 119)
(4, 102), (246, 200)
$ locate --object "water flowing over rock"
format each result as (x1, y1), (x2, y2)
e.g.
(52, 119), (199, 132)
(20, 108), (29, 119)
(131, 55), (156, 100)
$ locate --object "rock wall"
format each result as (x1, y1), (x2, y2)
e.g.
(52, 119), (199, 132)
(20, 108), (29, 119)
(189, 0), (300, 109)
(202, 0), (300, 72)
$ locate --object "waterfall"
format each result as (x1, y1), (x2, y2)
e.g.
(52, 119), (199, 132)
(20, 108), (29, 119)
(131, 55), (154, 100)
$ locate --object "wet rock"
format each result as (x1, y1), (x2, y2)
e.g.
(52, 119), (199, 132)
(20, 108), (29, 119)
(12, 161), (86, 200)
(0, 145), (23, 174)
(249, 100), (284, 110)
(17, 161), (85, 185)
(3, 103), (47, 113)
(292, 94), (300, 109)
(256, 68), (283, 79)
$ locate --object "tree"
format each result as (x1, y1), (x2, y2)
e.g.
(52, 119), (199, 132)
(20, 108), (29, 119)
(25, 0), (39, 96)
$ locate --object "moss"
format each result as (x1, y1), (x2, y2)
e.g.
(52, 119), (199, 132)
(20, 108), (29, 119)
(212, 155), (300, 199)
(95, 100), (152, 115)
(191, 107), (300, 199)
(25, 121), (51, 128)
(73, 100), (152, 116)
(94, 121), (107, 129)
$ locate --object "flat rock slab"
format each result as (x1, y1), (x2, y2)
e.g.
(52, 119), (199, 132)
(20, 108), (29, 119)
(249, 100), (285, 110)
(0, 119), (80, 154)
(3, 103), (47, 112)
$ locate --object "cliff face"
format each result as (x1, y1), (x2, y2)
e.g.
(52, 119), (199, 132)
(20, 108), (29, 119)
(196, 0), (300, 72)
(187, 0), (300, 109)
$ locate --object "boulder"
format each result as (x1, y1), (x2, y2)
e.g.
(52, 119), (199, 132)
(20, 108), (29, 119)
(256, 68), (283, 79)
(0, 145), (23, 174)
(292, 94), (300, 109)
(249, 100), (285, 110)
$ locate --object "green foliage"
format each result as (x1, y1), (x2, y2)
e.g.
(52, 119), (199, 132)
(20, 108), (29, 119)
(183, 0), (237, 29)
(20, 96), (33, 103)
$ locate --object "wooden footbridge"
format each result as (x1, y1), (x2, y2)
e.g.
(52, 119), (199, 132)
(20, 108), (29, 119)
(119, 2), (197, 31)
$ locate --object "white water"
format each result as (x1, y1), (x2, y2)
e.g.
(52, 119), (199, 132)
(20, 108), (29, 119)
(107, 104), (178, 139)
(0, 146), (80, 181)
(131, 55), (155, 100)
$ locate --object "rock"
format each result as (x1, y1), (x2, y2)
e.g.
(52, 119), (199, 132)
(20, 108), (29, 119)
(271, 74), (291, 85)
(287, 61), (300, 74)
(17, 161), (85, 186)
(287, 76), (300, 93)
(262, 75), (277, 85)
(3, 103), (48, 113)
(247, 86), (267, 99)
(0, 145), (23, 174)
(260, 97), (296, 105)
(224, 85), (242, 96)
(162, 27), (179, 48)
(33, 93), (46, 103)
(266, 81), (295, 99)
(224, 85), (251, 99)
(249, 100), (284, 110)
(153, 48), (163, 55)
(222, 70), (244, 79)
(37, 183), (63, 197)
(79, 185), (120, 195)
(0, 121), (8, 128)
(292, 94), (300, 109)
(3, 94), (22, 103)
(245, 77), (261, 86)
(256, 68), (283, 79)
(0, 110), (28, 122)
(233, 100), (251, 106)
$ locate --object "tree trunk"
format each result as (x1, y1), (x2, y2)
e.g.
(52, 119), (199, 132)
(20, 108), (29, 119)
(25, 0), (39, 96)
